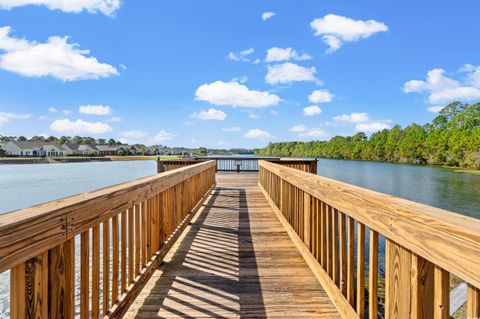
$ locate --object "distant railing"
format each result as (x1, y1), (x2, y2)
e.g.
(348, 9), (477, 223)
(158, 157), (318, 174)
(0, 161), (216, 318)
(258, 160), (480, 319)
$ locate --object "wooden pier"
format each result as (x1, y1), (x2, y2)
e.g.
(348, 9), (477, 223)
(0, 160), (479, 318)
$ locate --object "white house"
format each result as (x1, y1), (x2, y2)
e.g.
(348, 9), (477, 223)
(63, 143), (99, 156)
(2, 141), (66, 157)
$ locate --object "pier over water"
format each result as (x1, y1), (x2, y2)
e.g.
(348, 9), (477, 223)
(0, 159), (479, 318)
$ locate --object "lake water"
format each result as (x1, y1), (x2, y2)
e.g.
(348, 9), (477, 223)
(0, 159), (479, 317)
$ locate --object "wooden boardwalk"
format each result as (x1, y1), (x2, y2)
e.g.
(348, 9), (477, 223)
(125, 173), (340, 318)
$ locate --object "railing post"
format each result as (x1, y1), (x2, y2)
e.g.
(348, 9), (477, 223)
(48, 239), (75, 319)
(10, 252), (49, 318)
(157, 160), (165, 173)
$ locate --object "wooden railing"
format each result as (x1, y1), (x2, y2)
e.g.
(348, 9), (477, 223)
(258, 160), (480, 319)
(0, 160), (216, 318)
(158, 157), (318, 174)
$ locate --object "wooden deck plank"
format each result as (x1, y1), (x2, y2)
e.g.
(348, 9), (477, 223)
(125, 173), (340, 318)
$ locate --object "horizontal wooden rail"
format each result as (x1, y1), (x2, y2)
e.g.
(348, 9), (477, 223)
(258, 160), (480, 319)
(1, 160), (216, 318)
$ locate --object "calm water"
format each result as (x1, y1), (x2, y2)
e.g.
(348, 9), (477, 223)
(316, 158), (480, 219)
(0, 159), (478, 317)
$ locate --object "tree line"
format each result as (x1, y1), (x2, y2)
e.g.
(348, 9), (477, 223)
(255, 101), (480, 169)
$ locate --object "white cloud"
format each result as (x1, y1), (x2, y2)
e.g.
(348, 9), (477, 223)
(308, 89), (334, 103)
(49, 118), (112, 134)
(227, 48), (256, 63)
(48, 107), (58, 113)
(217, 140), (227, 146)
(266, 62), (319, 85)
(262, 12), (275, 21)
(310, 14), (388, 53)
(248, 111), (260, 119)
(222, 127), (241, 132)
(265, 47), (311, 63)
(290, 124), (307, 132)
(333, 112), (369, 123)
(38, 115), (48, 120)
(79, 104), (112, 115)
(195, 81), (281, 108)
(119, 130), (148, 139)
(231, 75), (248, 83)
(403, 68), (480, 104)
(299, 128), (328, 138)
(153, 129), (175, 142)
(0, 0), (120, 16)
(62, 109), (72, 115)
(0, 111), (31, 127)
(108, 116), (122, 122)
(0, 26), (118, 81)
(243, 128), (273, 139)
(190, 108), (227, 121)
(303, 105), (322, 116)
(427, 106), (444, 113)
(355, 122), (391, 133)
(270, 109), (279, 116)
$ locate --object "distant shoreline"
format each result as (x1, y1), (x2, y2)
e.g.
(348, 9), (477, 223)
(0, 155), (179, 165)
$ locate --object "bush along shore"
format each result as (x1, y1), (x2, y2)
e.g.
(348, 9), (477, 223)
(255, 101), (480, 169)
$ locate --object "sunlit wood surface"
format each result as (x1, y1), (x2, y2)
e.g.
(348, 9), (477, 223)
(124, 173), (340, 318)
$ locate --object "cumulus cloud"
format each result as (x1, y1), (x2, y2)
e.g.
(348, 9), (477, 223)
(222, 127), (241, 132)
(427, 106), (444, 113)
(333, 112), (369, 123)
(50, 118), (112, 134)
(108, 116), (122, 122)
(262, 11), (276, 21)
(153, 130), (175, 142)
(265, 47), (311, 63)
(308, 90), (334, 103)
(310, 14), (388, 53)
(243, 128), (273, 139)
(403, 67), (480, 104)
(190, 108), (227, 121)
(290, 125), (307, 132)
(119, 130), (148, 139)
(299, 128), (328, 138)
(48, 107), (58, 113)
(0, 111), (31, 127)
(0, 26), (118, 81)
(266, 62), (319, 85)
(227, 48), (258, 63)
(195, 81), (281, 108)
(79, 104), (112, 115)
(0, 0), (121, 16)
(355, 122), (391, 133)
(303, 105), (322, 116)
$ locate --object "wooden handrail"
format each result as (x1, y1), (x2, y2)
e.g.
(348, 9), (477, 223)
(1, 160), (216, 318)
(258, 160), (480, 319)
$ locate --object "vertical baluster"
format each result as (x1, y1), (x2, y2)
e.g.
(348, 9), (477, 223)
(434, 266), (450, 319)
(91, 225), (100, 318)
(128, 208), (134, 284)
(112, 215), (119, 306)
(339, 213), (347, 297)
(80, 231), (90, 319)
(347, 216), (355, 306)
(49, 239), (75, 319)
(320, 202), (327, 267)
(332, 208), (339, 286)
(141, 201), (147, 267)
(357, 223), (365, 317)
(369, 230), (378, 319)
(121, 210), (127, 293)
(411, 254), (434, 319)
(467, 284), (480, 318)
(135, 204), (141, 276)
(102, 220), (110, 316)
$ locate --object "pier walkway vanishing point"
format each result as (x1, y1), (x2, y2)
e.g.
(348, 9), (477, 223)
(0, 159), (479, 319)
(124, 173), (339, 318)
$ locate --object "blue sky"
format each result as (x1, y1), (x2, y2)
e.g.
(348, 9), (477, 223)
(0, 0), (480, 148)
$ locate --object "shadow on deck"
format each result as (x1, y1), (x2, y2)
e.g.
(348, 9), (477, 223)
(125, 173), (339, 318)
